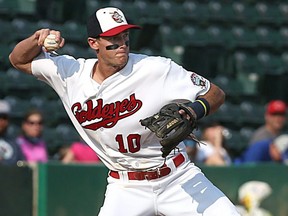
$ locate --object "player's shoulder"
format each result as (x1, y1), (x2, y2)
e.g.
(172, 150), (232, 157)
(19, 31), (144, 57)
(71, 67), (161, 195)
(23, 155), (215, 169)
(129, 53), (172, 66)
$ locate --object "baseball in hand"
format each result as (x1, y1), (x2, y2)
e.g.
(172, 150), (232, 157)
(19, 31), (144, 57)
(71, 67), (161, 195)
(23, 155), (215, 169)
(43, 34), (59, 51)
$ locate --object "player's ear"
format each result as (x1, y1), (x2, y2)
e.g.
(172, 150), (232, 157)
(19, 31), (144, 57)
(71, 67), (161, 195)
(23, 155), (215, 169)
(87, 37), (99, 50)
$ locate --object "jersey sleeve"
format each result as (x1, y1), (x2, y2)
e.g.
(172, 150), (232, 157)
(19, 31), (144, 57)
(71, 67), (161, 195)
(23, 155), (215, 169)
(162, 59), (211, 102)
(31, 51), (83, 97)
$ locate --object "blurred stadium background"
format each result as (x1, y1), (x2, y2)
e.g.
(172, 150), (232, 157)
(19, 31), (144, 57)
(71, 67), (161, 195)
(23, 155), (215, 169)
(1, 0), (288, 158)
(1, 0), (288, 216)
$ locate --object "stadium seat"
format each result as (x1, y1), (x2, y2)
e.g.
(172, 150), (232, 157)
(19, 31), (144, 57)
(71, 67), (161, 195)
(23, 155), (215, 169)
(159, 24), (182, 46)
(254, 2), (280, 26)
(62, 21), (86, 44)
(232, 49), (258, 74)
(229, 25), (257, 49)
(239, 127), (255, 143)
(157, 0), (182, 20)
(255, 50), (282, 75)
(180, 25), (207, 46)
(206, 1), (235, 23)
(39, 99), (68, 126)
(5, 68), (37, 91)
(278, 2), (288, 25)
(16, 0), (36, 17)
(0, 0), (17, 17)
(212, 75), (245, 97)
(255, 25), (279, 49)
(281, 52), (288, 71)
(205, 25), (228, 46)
(11, 18), (38, 40)
(230, 1), (254, 24)
(239, 101), (265, 126)
(211, 101), (242, 126)
(0, 20), (16, 43)
(278, 26), (288, 48)
(225, 129), (248, 157)
(0, 44), (13, 70)
(55, 123), (80, 144)
(4, 96), (31, 120)
(179, 0), (209, 24)
(85, 0), (102, 16)
(43, 127), (63, 150)
(0, 71), (9, 96)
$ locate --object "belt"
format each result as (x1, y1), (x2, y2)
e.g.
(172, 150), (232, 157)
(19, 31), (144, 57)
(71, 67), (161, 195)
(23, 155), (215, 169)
(109, 153), (185, 181)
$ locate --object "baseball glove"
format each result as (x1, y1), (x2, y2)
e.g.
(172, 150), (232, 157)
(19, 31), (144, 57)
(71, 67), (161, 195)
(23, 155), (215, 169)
(140, 102), (197, 157)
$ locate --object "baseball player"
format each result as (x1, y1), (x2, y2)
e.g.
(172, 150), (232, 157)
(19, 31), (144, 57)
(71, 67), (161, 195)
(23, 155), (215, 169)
(9, 7), (240, 216)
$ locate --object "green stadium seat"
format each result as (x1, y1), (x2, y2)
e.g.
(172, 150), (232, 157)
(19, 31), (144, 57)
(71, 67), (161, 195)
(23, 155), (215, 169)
(85, 0), (102, 16)
(281, 52), (288, 71)
(279, 2), (288, 25)
(180, 25), (207, 46)
(211, 101), (241, 126)
(213, 75), (245, 97)
(43, 127), (63, 150)
(225, 129), (248, 157)
(55, 123), (80, 144)
(11, 18), (38, 40)
(4, 96), (31, 119)
(232, 49), (258, 74)
(0, 44), (14, 70)
(239, 127), (255, 143)
(206, 1), (235, 23)
(230, 1), (254, 24)
(205, 25), (228, 46)
(229, 26), (257, 49)
(0, 20), (16, 43)
(254, 2), (280, 26)
(16, 0), (36, 17)
(278, 27), (288, 48)
(255, 25), (279, 49)
(181, 0), (209, 23)
(62, 21), (86, 43)
(0, 71), (9, 96)
(256, 51), (283, 75)
(0, 0), (17, 17)
(239, 101), (265, 126)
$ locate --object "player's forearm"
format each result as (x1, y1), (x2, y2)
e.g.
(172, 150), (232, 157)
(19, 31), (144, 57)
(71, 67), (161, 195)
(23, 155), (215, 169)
(183, 83), (224, 120)
(9, 33), (42, 74)
(198, 83), (225, 115)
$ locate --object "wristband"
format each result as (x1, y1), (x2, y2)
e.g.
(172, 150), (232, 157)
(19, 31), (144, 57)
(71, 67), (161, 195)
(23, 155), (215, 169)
(187, 98), (210, 120)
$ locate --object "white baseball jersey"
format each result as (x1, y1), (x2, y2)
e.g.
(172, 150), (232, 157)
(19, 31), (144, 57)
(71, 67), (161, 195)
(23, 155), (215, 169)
(32, 52), (210, 171)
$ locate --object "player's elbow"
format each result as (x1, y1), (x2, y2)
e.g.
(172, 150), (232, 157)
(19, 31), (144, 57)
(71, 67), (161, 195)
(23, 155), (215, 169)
(9, 53), (32, 75)
(218, 87), (226, 105)
(210, 83), (226, 105)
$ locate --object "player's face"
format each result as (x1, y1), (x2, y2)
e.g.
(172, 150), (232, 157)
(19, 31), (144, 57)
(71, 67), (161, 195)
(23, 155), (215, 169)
(96, 31), (130, 68)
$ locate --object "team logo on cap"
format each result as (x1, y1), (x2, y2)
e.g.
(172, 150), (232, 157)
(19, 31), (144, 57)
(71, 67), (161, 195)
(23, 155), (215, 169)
(111, 11), (124, 23)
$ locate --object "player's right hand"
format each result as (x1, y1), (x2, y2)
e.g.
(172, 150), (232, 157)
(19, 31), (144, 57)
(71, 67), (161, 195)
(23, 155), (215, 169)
(34, 29), (65, 49)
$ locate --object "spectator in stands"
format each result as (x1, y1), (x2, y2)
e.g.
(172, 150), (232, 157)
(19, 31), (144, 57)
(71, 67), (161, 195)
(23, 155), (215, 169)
(249, 100), (287, 145)
(193, 122), (232, 166)
(60, 139), (101, 164)
(235, 134), (288, 164)
(16, 109), (48, 163)
(0, 100), (24, 165)
(183, 138), (197, 162)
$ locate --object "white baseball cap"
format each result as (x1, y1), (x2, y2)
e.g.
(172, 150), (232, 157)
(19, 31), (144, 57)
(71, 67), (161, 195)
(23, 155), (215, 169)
(87, 7), (141, 38)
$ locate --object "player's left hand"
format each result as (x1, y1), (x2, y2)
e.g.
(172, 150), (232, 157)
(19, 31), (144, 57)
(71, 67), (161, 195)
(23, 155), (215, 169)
(140, 102), (198, 157)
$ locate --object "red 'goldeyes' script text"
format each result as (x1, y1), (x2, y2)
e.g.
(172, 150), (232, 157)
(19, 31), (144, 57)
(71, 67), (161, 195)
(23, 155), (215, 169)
(71, 94), (142, 130)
